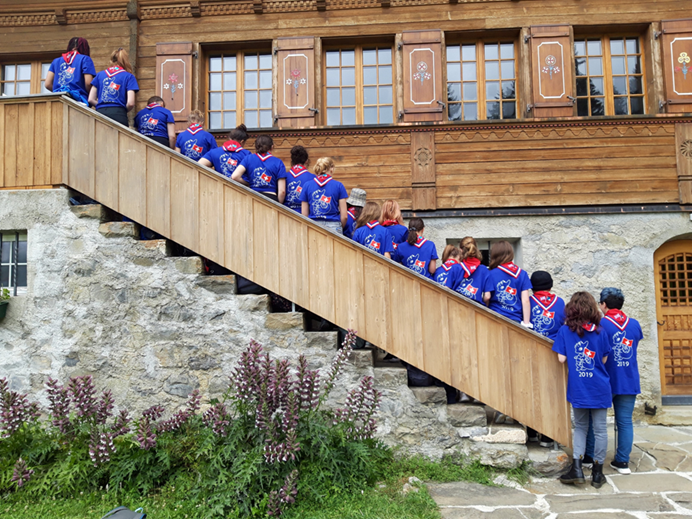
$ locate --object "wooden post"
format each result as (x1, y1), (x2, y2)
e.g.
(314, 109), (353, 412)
(675, 123), (692, 204)
(410, 131), (436, 210)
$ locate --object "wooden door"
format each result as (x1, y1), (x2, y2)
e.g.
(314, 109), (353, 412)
(655, 240), (692, 396)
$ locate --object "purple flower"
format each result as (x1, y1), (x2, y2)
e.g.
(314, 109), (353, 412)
(67, 375), (98, 420)
(334, 376), (381, 441)
(267, 469), (299, 516)
(202, 403), (231, 436)
(112, 409), (131, 437)
(89, 428), (116, 467)
(11, 458), (34, 488)
(95, 390), (115, 425)
(136, 418), (157, 450)
(46, 378), (72, 433)
(0, 378), (40, 437)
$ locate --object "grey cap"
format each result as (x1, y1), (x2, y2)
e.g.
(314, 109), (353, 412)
(599, 287), (624, 303)
(346, 188), (367, 208)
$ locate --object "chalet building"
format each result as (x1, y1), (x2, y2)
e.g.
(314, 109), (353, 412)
(1, 0), (691, 443)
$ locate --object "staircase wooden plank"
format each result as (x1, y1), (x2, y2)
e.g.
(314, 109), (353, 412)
(507, 330), (540, 429)
(51, 101), (63, 185)
(448, 298), (480, 400)
(252, 200), (280, 293)
(118, 134), (147, 226)
(278, 212), (310, 308)
(308, 227), (336, 322)
(535, 341), (571, 445)
(3, 104), (18, 187)
(95, 121), (120, 211)
(170, 161), (198, 251)
(33, 102), (49, 186)
(68, 107), (94, 197)
(421, 285), (451, 383)
(388, 270), (424, 368)
(16, 103), (34, 188)
(199, 173), (224, 265)
(0, 104), (5, 188)
(145, 150), (170, 236)
(476, 313), (513, 415)
(333, 242), (365, 334)
(224, 184), (253, 280)
(363, 255), (390, 350)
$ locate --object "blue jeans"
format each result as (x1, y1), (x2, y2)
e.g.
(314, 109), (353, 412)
(586, 394), (636, 463)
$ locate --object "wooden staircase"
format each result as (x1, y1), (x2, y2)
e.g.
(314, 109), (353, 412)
(0, 94), (572, 447)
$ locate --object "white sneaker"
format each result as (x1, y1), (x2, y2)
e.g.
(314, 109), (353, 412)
(610, 460), (631, 474)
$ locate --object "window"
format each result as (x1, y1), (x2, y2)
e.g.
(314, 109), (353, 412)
(324, 46), (394, 126)
(208, 51), (273, 130)
(574, 37), (645, 116)
(1, 61), (51, 96)
(447, 41), (517, 121)
(1, 232), (27, 294)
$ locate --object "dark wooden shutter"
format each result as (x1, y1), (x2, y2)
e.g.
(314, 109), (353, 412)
(156, 42), (193, 131)
(275, 37), (317, 128)
(661, 19), (692, 113)
(401, 30), (444, 123)
(529, 25), (574, 118)
(410, 131), (436, 210)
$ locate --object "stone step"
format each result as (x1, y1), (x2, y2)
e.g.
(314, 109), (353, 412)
(410, 386), (447, 405)
(470, 424), (527, 445)
(265, 312), (304, 331)
(373, 366), (408, 388)
(447, 403), (488, 428)
(195, 274), (237, 295)
(99, 221), (138, 238)
(348, 348), (375, 368)
(171, 256), (204, 275)
(141, 239), (173, 257)
(71, 203), (109, 221)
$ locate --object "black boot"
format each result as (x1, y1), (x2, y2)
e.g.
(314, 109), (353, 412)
(591, 461), (606, 489)
(559, 458), (585, 485)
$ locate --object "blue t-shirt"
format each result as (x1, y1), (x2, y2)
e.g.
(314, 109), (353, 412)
(135, 104), (175, 139)
(176, 125), (217, 160)
(49, 52), (96, 100)
(486, 263), (532, 322)
(456, 261), (490, 304)
(344, 208), (358, 239)
(529, 292), (566, 340)
(352, 221), (395, 256)
(238, 153), (287, 195)
(284, 165), (316, 212)
(381, 222), (408, 248)
(300, 175), (349, 222)
(434, 259), (464, 290)
(201, 141), (251, 179)
(93, 66), (139, 109)
(552, 324), (613, 409)
(394, 237), (439, 279)
(601, 311), (643, 395)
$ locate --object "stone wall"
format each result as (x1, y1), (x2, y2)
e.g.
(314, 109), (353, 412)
(424, 212), (692, 418)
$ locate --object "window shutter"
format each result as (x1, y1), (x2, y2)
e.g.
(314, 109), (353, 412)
(661, 19), (692, 113)
(275, 37), (317, 128)
(156, 42), (193, 131)
(529, 25), (574, 118)
(401, 30), (444, 123)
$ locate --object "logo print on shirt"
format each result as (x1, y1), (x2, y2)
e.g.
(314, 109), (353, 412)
(612, 331), (634, 362)
(310, 189), (332, 217)
(100, 77), (121, 103)
(496, 280), (518, 307)
(574, 340), (595, 372)
(58, 62), (76, 86)
(219, 153), (238, 178)
(252, 167), (271, 187)
(183, 139), (203, 159)
(286, 180), (303, 205)
(458, 278), (478, 297)
(405, 254), (425, 274)
(531, 305), (555, 336)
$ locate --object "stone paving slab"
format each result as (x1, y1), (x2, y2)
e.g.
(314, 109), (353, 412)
(608, 473), (692, 493)
(544, 494), (675, 513)
(663, 491), (692, 510)
(634, 426), (692, 444)
(555, 514), (640, 519)
(427, 481), (537, 507)
(441, 508), (547, 519)
(637, 443), (692, 471)
(525, 477), (615, 495)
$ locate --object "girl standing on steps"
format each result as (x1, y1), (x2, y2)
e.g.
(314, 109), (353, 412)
(393, 218), (437, 279)
(554, 291), (612, 489)
(352, 202), (395, 258)
(88, 48), (139, 127)
(199, 124), (250, 179)
(45, 37), (96, 105)
(283, 145), (316, 214)
(232, 135), (287, 202)
(176, 110), (218, 160)
(379, 200), (408, 249)
(299, 157), (349, 234)
(434, 245), (464, 290)
(457, 236), (490, 305)
(483, 241), (532, 326)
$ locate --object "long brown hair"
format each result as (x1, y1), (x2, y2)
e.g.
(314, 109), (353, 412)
(407, 218), (424, 245)
(441, 245), (462, 263)
(355, 201), (381, 229)
(67, 37), (90, 56)
(460, 236), (482, 261)
(564, 291), (602, 337)
(489, 240), (514, 270)
(380, 200), (404, 225)
(110, 48), (133, 73)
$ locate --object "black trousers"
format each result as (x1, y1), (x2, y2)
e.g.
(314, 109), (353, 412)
(96, 106), (129, 127)
(148, 135), (171, 148)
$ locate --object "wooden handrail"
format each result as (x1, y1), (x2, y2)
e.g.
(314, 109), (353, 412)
(0, 95), (572, 447)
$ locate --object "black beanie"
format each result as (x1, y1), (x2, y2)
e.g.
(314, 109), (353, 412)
(531, 271), (553, 291)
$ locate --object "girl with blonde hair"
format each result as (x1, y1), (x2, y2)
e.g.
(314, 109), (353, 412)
(176, 110), (218, 160)
(300, 157), (348, 234)
(456, 236), (490, 305)
(352, 201), (395, 258)
(380, 199), (408, 247)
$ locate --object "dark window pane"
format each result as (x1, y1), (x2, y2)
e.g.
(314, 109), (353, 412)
(575, 58), (586, 77)
(486, 81), (500, 100)
(626, 38), (639, 54)
(614, 97), (629, 115)
(612, 76), (627, 96)
(463, 103), (478, 120)
(577, 77), (588, 96)
(577, 98), (589, 116)
(17, 265), (26, 287)
(612, 56), (626, 75)
(1, 242), (9, 263)
(587, 40), (602, 55)
(485, 43), (499, 60)
(591, 97), (605, 116)
(487, 102), (500, 119)
(574, 41), (586, 57)
(590, 77), (604, 96)
(502, 102), (516, 119)
(629, 76), (643, 95)
(501, 81), (515, 100)
(448, 103), (461, 121)
(0, 265), (8, 287)
(18, 240), (26, 263)
(628, 56), (641, 74)
(447, 83), (461, 102)
(630, 96), (644, 114)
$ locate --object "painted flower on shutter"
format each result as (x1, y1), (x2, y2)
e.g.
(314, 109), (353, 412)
(413, 61), (431, 85)
(164, 72), (183, 100)
(286, 69), (304, 95)
(676, 52), (690, 79)
(542, 55), (560, 80)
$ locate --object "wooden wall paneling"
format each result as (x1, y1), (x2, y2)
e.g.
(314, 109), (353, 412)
(156, 42), (193, 131)
(395, 33), (404, 125)
(32, 102), (49, 186)
(334, 242), (365, 335)
(3, 104), (18, 188)
(278, 212), (309, 308)
(363, 256), (390, 350)
(313, 37), (323, 127)
(675, 123), (692, 204)
(307, 227), (335, 322)
(535, 341), (571, 446)
(447, 298), (480, 400)
(252, 200), (280, 293)
(51, 102), (63, 185)
(388, 269), (423, 367)
(94, 120), (120, 211)
(275, 37), (317, 128)
(661, 19), (692, 113)
(644, 22), (665, 115)
(0, 104), (4, 188)
(475, 312), (513, 413)
(224, 184), (253, 279)
(169, 160), (198, 250)
(198, 173), (224, 264)
(420, 285), (451, 383)
(144, 150), (170, 237)
(519, 27), (533, 118)
(401, 30), (444, 123)
(506, 330), (539, 430)
(68, 107), (95, 197)
(529, 25), (574, 118)
(410, 130), (436, 210)
(118, 133), (147, 224)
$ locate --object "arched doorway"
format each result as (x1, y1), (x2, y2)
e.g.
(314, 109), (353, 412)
(654, 240), (692, 399)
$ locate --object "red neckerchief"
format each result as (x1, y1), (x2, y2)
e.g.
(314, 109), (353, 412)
(533, 291), (556, 306)
(497, 262), (521, 278)
(442, 259), (459, 271)
(347, 207), (357, 220)
(582, 323), (597, 332)
(604, 308), (629, 331)
(414, 235), (427, 248)
(257, 153), (273, 162)
(105, 66), (125, 77)
(146, 103), (160, 109)
(222, 140), (243, 152)
(289, 165), (307, 178)
(366, 220), (379, 229)
(382, 219), (399, 226)
(315, 174), (332, 187)
(461, 257), (481, 278)
(62, 50), (78, 65)
(187, 124), (203, 135)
